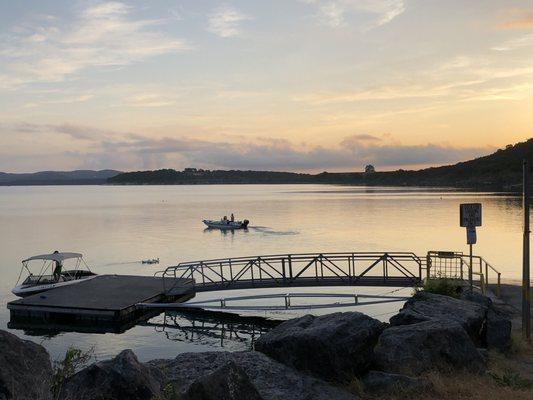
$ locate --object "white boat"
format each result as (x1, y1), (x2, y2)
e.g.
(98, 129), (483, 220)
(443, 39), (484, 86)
(142, 258), (159, 264)
(12, 252), (97, 297)
(203, 219), (249, 230)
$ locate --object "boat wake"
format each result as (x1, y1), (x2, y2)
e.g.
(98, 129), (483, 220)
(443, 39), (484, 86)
(249, 226), (299, 236)
(95, 261), (142, 267)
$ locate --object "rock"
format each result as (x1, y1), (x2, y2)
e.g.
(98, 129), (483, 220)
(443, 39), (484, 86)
(477, 348), (489, 362)
(460, 290), (492, 308)
(254, 312), (386, 382)
(486, 305), (512, 350)
(149, 351), (357, 400)
(0, 329), (53, 400)
(60, 349), (162, 400)
(390, 291), (487, 344)
(362, 371), (430, 394)
(374, 320), (485, 376)
(182, 360), (263, 400)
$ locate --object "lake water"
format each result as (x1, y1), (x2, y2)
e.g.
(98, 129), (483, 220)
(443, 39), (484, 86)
(0, 185), (525, 361)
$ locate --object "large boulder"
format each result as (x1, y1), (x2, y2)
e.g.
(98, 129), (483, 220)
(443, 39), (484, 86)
(460, 290), (512, 349)
(254, 312), (386, 382)
(0, 329), (53, 400)
(390, 291), (487, 344)
(486, 305), (512, 350)
(362, 371), (430, 394)
(149, 351), (357, 400)
(181, 360), (263, 400)
(460, 290), (492, 308)
(374, 320), (485, 376)
(59, 350), (162, 400)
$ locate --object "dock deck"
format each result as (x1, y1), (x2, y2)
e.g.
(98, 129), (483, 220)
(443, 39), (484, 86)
(8, 275), (194, 324)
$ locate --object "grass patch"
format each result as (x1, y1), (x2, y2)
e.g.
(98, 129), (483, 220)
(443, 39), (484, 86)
(489, 370), (532, 390)
(360, 337), (533, 400)
(420, 277), (462, 298)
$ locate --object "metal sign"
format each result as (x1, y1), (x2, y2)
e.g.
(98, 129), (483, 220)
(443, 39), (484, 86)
(460, 203), (482, 227)
(466, 226), (477, 245)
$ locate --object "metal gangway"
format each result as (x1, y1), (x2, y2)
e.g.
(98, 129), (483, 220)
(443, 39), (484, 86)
(159, 252), (425, 294)
(158, 250), (502, 296)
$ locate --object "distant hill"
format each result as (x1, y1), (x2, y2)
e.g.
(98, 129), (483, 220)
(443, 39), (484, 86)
(108, 169), (314, 185)
(0, 170), (121, 185)
(108, 139), (533, 190)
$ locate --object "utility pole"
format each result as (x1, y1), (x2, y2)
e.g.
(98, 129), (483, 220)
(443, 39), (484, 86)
(523, 159), (531, 341)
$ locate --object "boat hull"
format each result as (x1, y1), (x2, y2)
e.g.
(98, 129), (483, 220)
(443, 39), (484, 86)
(203, 219), (249, 230)
(12, 274), (98, 297)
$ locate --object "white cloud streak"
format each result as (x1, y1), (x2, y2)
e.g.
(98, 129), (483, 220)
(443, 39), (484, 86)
(0, 2), (188, 87)
(207, 5), (251, 38)
(304, 0), (405, 29)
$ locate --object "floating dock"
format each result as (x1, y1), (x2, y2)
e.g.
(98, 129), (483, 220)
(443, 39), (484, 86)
(7, 275), (194, 328)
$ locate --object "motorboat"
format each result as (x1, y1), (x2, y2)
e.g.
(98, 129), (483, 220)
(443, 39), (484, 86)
(12, 252), (97, 297)
(142, 258), (159, 264)
(203, 218), (249, 230)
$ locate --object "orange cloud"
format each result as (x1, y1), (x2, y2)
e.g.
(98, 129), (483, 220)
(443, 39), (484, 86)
(499, 11), (533, 29)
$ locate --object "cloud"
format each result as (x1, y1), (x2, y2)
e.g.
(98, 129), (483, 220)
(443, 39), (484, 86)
(4, 121), (118, 141)
(0, 2), (188, 87)
(294, 56), (533, 106)
(304, 0), (405, 29)
(491, 33), (533, 51)
(124, 93), (176, 107)
(0, 122), (495, 172)
(207, 5), (251, 38)
(498, 10), (533, 30)
(317, 2), (346, 27)
(95, 134), (491, 171)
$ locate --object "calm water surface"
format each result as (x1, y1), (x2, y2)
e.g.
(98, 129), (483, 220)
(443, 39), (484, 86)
(0, 185), (524, 361)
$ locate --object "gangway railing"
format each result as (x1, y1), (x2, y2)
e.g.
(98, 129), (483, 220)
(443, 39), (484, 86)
(426, 251), (502, 296)
(159, 252), (424, 293)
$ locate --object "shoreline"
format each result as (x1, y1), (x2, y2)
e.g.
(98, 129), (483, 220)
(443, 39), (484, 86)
(3, 285), (532, 400)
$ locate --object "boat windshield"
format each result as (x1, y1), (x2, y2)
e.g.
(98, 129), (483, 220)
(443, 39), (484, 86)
(22, 274), (58, 285)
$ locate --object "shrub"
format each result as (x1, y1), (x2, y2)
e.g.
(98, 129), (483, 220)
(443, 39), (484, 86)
(421, 278), (462, 298)
(51, 346), (94, 399)
(489, 370), (532, 390)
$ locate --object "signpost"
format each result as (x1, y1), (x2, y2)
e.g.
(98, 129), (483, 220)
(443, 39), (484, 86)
(460, 203), (482, 291)
(523, 160), (531, 342)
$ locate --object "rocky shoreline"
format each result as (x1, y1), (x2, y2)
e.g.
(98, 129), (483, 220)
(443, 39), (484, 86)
(0, 290), (513, 400)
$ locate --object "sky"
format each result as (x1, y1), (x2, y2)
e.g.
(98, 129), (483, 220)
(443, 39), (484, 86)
(0, 0), (532, 173)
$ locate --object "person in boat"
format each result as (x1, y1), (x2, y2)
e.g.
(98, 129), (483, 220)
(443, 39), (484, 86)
(52, 250), (63, 282)
(223, 215), (229, 224)
(231, 213), (235, 222)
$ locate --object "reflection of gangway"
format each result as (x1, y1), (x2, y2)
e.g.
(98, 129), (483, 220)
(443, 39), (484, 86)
(138, 292), (409, 312)
(139, 312), (271, 349)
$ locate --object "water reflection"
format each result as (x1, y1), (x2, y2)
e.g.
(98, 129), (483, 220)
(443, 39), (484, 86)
(0, 185), (527, 359)
(8, 309), (277, 351)
(141, 311), (277, 350)
(8, 309), (162, 336)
